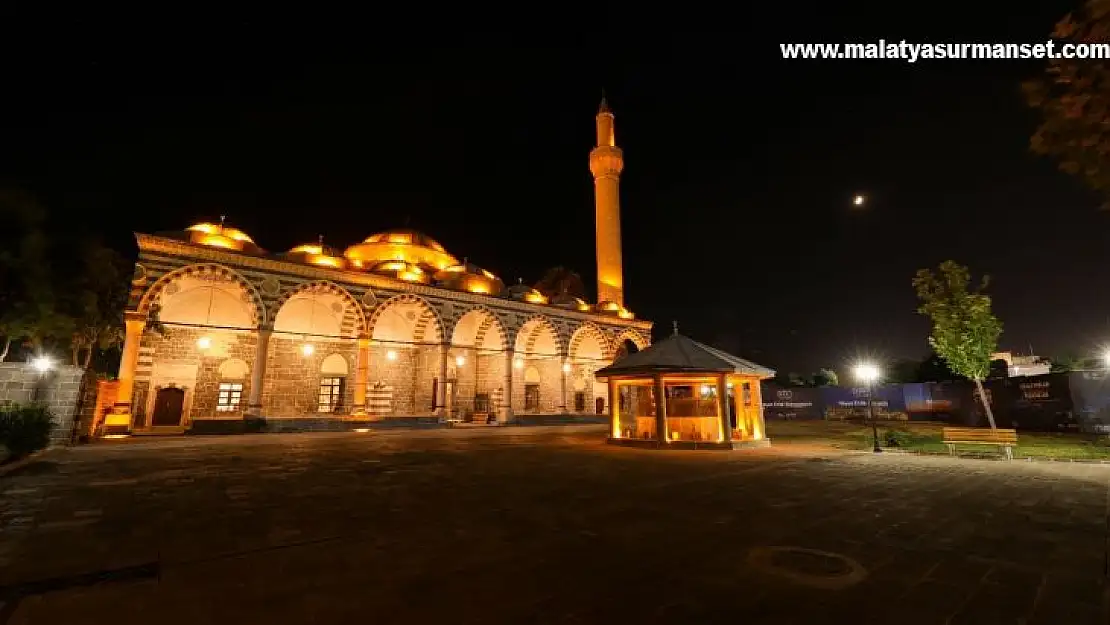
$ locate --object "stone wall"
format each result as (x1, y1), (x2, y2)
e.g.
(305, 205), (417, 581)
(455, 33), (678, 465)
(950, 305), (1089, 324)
(512, 358), (564, 414)
(136, 326), (256, 426)
(263, 336), (356, 418)
(0, 363), (85, 446)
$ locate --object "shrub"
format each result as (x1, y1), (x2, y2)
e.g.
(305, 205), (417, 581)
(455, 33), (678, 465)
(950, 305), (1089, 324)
(884, 428), (914, 448)
(0, 403), (55, 460)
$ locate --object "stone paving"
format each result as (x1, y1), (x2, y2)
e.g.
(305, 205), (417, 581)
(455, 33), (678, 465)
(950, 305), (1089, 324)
(0, 425), (1107, 624)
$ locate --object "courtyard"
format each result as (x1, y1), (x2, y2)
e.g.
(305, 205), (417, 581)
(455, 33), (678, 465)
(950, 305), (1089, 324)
(1, 425), (1108, 624)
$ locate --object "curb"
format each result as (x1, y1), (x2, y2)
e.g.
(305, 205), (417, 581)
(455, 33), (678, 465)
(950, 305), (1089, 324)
(870, 447), (1110, 465)
(0, 448), (57, 478)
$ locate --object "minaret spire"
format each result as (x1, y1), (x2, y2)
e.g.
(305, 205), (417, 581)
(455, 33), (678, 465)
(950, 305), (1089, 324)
(589, 97), (625, 306)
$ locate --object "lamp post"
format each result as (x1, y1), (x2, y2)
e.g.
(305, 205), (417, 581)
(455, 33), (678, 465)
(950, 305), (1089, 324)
(853, 362), (881, 453)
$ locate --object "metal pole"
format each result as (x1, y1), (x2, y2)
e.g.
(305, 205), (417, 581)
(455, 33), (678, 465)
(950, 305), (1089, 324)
(869, 380), (882, 453)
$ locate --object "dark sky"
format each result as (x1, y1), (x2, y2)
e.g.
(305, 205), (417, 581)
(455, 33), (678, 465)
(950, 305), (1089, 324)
(2, 4), (1106, 375)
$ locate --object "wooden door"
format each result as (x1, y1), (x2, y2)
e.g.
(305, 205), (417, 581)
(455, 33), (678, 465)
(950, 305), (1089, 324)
(151, 387), (185, 426)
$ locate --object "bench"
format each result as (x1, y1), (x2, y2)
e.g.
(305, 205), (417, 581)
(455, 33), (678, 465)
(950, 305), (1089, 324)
(942, 427), (1018, 460)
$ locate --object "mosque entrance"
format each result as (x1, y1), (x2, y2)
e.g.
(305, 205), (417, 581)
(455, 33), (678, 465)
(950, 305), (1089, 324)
(151, 386), (186, 426)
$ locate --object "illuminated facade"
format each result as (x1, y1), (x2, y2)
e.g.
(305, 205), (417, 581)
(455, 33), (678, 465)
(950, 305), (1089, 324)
(104, 102), (651, 434)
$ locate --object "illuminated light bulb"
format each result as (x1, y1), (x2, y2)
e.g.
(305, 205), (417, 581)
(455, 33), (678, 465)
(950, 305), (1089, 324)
(197, 336), (212, 349)
(386, 350), (398, 361)
(562, 363), (572, 373)
(513, 358), (524, 369)
(302, 343), (315, 356)
(31, 355), (53, 373)
(853, 194), (866, 207)
(455, 355), (466, 367)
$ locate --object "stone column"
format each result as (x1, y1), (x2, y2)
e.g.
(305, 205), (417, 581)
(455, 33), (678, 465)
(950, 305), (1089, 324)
(608, 378), (619, 438)
(560, 356), (569, 413)
(246, 326), (272, 418)
(653, 375), (667, 444)
(499, 349), (514, 424)
(352, 334), (370, 415)
(436, 343), (448, 417)
(106, 311), (146, 433)
(716, 374), (730, 443)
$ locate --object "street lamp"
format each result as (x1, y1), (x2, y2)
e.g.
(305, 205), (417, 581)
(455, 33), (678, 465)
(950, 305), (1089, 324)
(852, 194), (866, 207)
(853, 362), (882, 453)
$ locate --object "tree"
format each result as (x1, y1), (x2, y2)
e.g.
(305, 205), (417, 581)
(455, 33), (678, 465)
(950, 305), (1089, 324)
(913, 261), (1003, 429)
(1024, 0), (1110, 205)
(916, 351), (961, 383)
(62, 241), (129, 368)
(535, 266), (586, 300)
(810, 367), (839, 386)
(0, 189), (70, 359)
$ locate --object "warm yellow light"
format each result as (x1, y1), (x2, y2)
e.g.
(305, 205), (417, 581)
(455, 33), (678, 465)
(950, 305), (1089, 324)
(199, 234), (237, 249)
(671, 431), (681, 440)
(386, 350), (398, 361)
(302, 343), (315, 356)
(467, 283), (489, 294)
(197, 336), (212, 349)
(514, 358), (524, 369)
(102, 434), (130, 439)
(311, 256), (342, 268)
(353, 428), (370, 433)
(562, 363), (572, 373)
(387, 233), (412, 244)
(618, 308), (634, 319)
(290, 244), (323, 255)
(399, 271), (422, 282)
(455, 355), (466, 367)
(524, 291), (547, 304)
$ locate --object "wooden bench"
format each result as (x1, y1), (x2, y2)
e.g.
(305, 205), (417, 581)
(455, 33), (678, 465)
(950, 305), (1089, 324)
(942, 427), (1018, 460)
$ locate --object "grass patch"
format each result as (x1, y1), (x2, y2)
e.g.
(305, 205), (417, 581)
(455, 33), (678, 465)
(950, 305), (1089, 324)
(765, 420), (1110, 459)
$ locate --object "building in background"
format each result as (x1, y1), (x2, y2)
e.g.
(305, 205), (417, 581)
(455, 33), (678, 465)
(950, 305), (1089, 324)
(991, 351), (1051, 377)
(103, 101), (652, 435)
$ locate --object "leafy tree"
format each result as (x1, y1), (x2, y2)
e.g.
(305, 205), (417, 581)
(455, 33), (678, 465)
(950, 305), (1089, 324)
(535, 266), (586, 300)
(810, 367), (839, 386)
(1024, 0), (1110, 205)
(913, 261), (1003, 429)
(62, 241), (129, 368)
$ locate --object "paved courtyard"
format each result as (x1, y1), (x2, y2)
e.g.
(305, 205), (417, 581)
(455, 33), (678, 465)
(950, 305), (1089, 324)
(0, 425), (1107, 624)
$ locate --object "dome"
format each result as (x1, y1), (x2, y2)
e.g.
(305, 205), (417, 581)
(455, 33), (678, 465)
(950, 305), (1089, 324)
(433, 262), (504, 296)
(285, 242), (346, 269)
(344, 228), (458, 272)
(551, 293), (591, 312)
(185, 222), (260, 253)
(367, 260), (431, 284)
(507, 280), (548, 305)
(597, 300), (634, 319)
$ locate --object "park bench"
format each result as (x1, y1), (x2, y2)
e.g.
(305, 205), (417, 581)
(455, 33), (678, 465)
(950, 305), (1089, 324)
(941, 427), (1018, 460)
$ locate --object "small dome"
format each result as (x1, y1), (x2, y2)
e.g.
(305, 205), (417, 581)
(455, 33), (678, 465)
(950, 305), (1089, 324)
(368, 260), (430, 284)
(551, 293), (591, 312)
(185, 222), (259, 253)
(285, 242), (346, 269)
(434, 263), (504, 296)
(597, 300), (634, 319)
(508, 280), (548, 305)
(344, 228), (458, 272)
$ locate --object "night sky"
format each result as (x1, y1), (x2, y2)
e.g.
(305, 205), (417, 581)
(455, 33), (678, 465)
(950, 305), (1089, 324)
(2, 4), (1105, 375)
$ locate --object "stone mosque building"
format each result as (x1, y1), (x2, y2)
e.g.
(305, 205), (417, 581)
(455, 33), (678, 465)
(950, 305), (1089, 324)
(104, 100), (653, 434)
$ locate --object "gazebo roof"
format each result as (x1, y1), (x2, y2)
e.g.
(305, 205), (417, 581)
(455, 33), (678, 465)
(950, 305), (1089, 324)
(596, 333), (775, 378)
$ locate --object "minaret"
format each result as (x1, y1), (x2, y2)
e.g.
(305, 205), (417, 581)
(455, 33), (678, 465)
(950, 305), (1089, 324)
(589, 96), (625, 306)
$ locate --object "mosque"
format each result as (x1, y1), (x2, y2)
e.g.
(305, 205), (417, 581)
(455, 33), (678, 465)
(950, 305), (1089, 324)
(103, 100), (653, 434)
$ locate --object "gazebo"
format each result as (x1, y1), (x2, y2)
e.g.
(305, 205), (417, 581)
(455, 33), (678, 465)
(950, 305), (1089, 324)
(595, 329), (775, 449)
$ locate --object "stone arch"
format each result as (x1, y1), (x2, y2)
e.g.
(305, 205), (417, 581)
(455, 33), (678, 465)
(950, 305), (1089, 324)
(512, 314), (564, 357)
(218, 357), (250, 379)
(568, 322), (613, 361)
(320, 353), (349, 376)
(367, 294), (445, 345)
(614, 328), (649, 355)
(271, 280), (367, 338)
(451, 305), (508, 351)
(139, 263), (266, 328)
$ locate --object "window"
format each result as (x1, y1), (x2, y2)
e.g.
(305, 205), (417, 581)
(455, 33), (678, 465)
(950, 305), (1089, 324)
(524, 384), (540, 411)
(216, 382), (243, 412)
(742, 382), (752, 407)
(318, 377), (345, 413)
(574, 392), (587, 413)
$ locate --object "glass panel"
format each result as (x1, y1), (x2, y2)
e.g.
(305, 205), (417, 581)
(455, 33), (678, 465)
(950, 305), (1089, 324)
(664, 381), (720, 442)
(615, 382), (655, 440)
